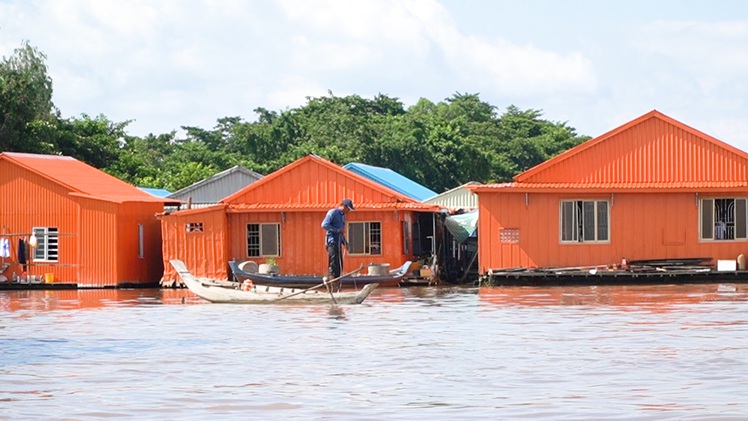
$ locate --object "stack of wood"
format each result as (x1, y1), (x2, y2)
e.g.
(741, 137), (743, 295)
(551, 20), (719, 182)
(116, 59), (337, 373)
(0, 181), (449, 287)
(624, 258), (713, 274)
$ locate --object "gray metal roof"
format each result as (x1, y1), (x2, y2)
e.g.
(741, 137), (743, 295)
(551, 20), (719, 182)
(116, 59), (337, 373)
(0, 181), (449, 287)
(167, 165), (264, 204)
(423, 181), (479, 209)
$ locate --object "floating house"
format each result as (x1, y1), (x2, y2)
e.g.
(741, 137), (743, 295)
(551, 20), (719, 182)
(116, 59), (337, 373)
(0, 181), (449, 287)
(469, 110), (748, 274)
(167, 165), (264, 208)
(160, 155), (440, 284)
(0, 152), (177, 287)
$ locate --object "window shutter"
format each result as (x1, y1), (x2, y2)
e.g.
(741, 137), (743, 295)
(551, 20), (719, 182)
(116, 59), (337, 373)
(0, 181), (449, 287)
(736, 199), (747, 239)
(701, 199), (714, 240)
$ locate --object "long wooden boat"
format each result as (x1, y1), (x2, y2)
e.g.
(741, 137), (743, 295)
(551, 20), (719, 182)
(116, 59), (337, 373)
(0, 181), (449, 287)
(170, 260), (378, 304)
(228, 260), (412, 289)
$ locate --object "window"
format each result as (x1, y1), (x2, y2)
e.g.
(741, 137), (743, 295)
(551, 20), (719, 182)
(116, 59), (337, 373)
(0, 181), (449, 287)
(348, 221), (382, 255)
(700, 198), (747, 241)
(32, 227), (58, 261)
(560, 200), (609, 243)
(186, 222), (204, 233)
(246, 223), (281, 257)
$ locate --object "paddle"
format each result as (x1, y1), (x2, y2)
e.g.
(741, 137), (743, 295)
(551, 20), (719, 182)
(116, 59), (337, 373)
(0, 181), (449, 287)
(270, 265), (364, 303)
(325, 275), (338, 305)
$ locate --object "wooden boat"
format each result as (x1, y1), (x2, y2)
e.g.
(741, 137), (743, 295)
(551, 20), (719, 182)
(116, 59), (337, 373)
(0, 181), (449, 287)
(170, 260), (378, 304)
(228, 260), (412, 289)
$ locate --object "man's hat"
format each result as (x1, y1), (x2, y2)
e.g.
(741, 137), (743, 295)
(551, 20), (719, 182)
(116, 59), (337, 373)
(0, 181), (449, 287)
(342, 198), (355, 210)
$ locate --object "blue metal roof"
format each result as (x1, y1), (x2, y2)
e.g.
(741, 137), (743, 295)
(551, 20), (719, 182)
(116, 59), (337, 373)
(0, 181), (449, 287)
(343, 162), (437, 201)
(138, 187), (172, 198)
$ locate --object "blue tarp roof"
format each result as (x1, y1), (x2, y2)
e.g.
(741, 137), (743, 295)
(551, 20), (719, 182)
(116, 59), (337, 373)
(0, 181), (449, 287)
(343, 162), (437, 201)
(138, 187), (172, 198)
(444, 209), (478, 243)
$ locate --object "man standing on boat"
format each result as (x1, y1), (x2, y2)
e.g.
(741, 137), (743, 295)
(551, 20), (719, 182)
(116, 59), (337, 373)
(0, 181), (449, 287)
(321, 198), (355, 291)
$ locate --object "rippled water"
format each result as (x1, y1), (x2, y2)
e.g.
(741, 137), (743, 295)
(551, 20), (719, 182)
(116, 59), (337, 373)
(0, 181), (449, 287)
(1, 283), (747, 420)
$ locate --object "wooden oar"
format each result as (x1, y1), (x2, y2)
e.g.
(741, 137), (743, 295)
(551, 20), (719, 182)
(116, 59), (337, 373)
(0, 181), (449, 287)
(270, 265), (364, 303)
(325, 275), (338, 305)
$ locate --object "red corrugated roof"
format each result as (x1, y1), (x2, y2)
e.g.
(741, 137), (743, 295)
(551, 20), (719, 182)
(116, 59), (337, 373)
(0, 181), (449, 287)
(2, 152), (171, 203)
(470, 180), (748, 193)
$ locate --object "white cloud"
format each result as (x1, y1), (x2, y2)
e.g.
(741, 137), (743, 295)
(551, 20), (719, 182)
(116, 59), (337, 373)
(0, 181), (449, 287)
(1, 0), (747, 151)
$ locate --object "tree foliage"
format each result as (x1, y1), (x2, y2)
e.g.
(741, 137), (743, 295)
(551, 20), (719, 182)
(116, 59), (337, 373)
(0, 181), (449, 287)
(1, 43), (591, 193)
(0, 41), (55, 152)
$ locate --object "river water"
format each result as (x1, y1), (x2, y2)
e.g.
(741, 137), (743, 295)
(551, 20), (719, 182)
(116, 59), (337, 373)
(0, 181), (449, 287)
(1, 283), (747, 420)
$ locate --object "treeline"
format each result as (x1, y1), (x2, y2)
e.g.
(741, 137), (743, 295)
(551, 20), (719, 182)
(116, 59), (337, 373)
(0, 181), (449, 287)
(1, 41), (590, 193)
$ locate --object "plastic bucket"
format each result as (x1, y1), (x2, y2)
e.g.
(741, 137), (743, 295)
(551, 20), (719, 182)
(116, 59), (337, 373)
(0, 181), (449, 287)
(367, 264), (390, 276)
(44, 273), (55, 283)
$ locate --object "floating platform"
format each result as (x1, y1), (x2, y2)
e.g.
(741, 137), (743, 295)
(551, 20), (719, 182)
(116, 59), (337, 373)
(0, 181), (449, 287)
(0, 281), (79, 290)
(483, 268), (748, 286)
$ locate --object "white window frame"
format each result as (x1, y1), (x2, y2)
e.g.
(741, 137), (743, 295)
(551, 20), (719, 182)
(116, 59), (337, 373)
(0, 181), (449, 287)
(32, 226), (59, 262)
(348, 221), (382, 255)
(246, 223), (281, 257)
(700, 197), (748, 241)
(559, 200), (610, 243)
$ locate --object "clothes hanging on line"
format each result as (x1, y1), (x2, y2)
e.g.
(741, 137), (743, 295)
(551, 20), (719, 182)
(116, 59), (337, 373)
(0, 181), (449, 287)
(18, 238), (27, 271)
(0, 237), (10, 258)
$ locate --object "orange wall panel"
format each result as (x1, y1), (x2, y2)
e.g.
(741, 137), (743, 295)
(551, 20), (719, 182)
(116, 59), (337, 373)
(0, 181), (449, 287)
(226, 210), (413, 277)
(78, 200), (118, 286)
(478, 191), (748, 273)
(1, 162), (165, 287)
(161, 207), (229, 283)
(2, 164), (86, 284)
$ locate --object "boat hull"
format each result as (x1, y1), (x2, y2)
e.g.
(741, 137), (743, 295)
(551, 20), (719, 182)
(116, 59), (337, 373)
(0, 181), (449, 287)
(170, 260), (377, 304)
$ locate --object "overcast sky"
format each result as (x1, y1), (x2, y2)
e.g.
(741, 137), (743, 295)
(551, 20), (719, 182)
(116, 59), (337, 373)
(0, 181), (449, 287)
(2, 0), (748, 151)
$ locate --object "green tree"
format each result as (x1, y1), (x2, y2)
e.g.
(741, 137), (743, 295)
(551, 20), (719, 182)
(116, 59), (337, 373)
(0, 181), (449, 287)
(107, 132), (178, 187)
(0, 41), (55, 152)
(498, 106), (588, 176)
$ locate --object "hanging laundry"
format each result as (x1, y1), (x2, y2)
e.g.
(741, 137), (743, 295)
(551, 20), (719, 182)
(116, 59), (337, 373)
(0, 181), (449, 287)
(0, 237), (9, 258)
(18, 238), (27, 271)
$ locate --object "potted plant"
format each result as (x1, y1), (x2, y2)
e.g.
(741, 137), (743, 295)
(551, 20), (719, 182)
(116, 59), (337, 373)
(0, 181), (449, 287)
(259, 258), (279, 274)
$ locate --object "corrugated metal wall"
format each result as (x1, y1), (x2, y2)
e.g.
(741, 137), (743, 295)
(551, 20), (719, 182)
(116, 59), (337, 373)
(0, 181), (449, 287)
(117, 202), (165, 284)
(78, 199), (118, 286)
(424, 185), (478, 210)
(1, 164), (82, 284)
(476, 112), (748, 273)
(478, 191), (748, 272)
(227, 210), (408, 276)
(161, 206), (229, 283)
(169, 168), (262, 204)
(2, 159), (167, 287)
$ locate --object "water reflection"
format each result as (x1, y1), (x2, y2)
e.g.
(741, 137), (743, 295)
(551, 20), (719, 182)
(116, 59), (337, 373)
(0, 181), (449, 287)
(2, 283), (746, 313)
(478, 283), (748, 310)
(0, 288), (195, 312)
(1, 283), (747, 419)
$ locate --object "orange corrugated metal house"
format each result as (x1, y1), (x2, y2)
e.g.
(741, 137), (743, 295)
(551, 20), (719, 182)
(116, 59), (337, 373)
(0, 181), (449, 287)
(160, 155), (440, 283)
(0, 152), (177, 287)
(469, 110), (748, 274)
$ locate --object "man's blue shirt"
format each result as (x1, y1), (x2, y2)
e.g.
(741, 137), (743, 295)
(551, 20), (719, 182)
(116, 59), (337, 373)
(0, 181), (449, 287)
(321, 208), (346, 246)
